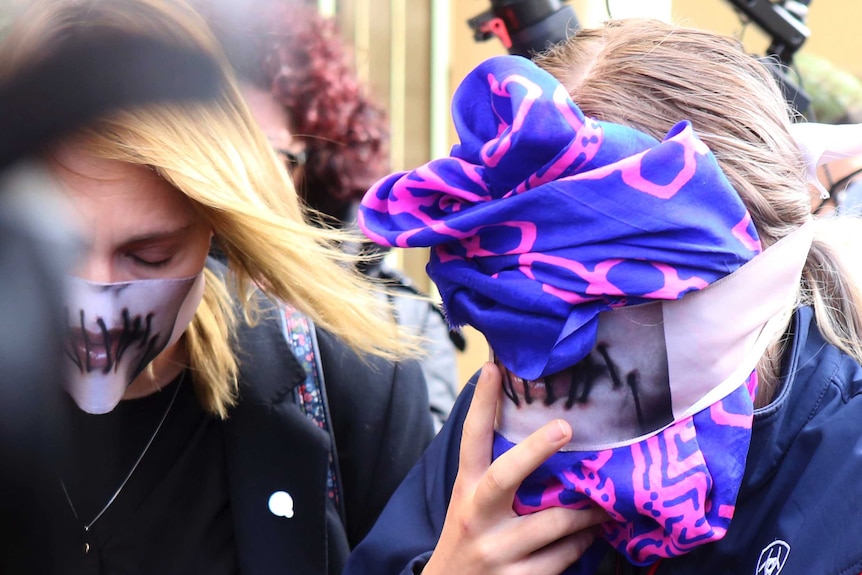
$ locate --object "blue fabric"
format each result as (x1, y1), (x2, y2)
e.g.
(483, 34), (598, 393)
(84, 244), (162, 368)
(360, 55), (759, 381)
(343, 307), (862, 575)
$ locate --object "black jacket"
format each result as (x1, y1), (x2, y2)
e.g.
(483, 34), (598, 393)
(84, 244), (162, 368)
(224, 295), (435, 575)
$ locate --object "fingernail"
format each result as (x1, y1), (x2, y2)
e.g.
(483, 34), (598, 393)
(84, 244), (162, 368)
(546, 419), (569, 442)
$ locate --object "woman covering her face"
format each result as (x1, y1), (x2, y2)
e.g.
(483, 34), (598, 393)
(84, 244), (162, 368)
(344, 19), (862, 575)
(0, 1), (434, 573)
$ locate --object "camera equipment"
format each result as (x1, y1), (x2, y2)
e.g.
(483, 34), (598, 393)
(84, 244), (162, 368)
(467, 0), (580, 58)
(724, 0), (813, 117)
(467, 0), (814, 117)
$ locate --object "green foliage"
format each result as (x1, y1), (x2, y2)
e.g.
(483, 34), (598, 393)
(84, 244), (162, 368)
(795, 51), (862, 124)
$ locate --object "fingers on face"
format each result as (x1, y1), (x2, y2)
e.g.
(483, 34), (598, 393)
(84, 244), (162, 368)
(473, 508), (602, 575)
(446, 364), (607, 574)
(472, 417), (572, 510)
(519, 526), (600, 575)
(482, 505), (606, 564)
(458, 362), (503, 478)
(516, 505), (608, 548)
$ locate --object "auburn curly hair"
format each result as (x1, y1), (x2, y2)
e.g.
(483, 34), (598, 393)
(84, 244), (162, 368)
(205, 1), (389, 222)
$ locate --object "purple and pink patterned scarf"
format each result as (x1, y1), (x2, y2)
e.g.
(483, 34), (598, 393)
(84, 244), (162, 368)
(359, 55), (809, 571)
(359, 56), (760, 382)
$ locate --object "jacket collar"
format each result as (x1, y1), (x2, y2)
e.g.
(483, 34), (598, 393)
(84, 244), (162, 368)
(220, 285), (333, 574)
(741, 305), (846, 496)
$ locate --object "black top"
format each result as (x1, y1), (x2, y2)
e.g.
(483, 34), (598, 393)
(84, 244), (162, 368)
(2, 261), (435, 575)
(54, 372), (238, 575)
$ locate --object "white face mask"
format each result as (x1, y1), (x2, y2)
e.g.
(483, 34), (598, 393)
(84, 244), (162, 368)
(62, 272), (205, 414)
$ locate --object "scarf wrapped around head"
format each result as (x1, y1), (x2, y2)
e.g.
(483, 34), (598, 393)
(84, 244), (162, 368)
(359, 56), (761, 381)
(359, 54), (814, 570)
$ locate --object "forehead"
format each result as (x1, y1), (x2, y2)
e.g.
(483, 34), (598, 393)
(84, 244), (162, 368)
(49, 141), (200, 227)
(240, 82), (294, 150)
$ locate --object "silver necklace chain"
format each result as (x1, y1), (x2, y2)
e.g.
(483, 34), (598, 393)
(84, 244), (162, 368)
(60, 373), (185, 535)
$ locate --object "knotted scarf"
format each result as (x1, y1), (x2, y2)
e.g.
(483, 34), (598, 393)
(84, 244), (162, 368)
(359, 55), (761, 381)
(359, 55), (811, 571)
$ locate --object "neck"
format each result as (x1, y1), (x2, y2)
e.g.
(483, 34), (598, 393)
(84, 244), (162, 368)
(123, 339), (187, 400)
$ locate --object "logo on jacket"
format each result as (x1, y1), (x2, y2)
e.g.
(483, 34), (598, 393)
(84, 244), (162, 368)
(755, 540), (790, 575)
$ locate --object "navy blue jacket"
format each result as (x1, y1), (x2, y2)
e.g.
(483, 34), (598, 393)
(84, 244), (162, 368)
(344, 306), (862, 575)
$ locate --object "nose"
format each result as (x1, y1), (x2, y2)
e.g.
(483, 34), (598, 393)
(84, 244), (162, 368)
(74, 255), (118, 284)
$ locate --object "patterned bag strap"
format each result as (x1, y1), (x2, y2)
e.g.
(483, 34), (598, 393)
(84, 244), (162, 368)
(280, 303), (345, 521)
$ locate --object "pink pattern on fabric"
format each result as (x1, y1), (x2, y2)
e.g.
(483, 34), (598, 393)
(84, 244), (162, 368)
(434, 221), (538, 264)
(745, 371), (759, 400)
(575, 124), (709, 200)
(640, 263), (710, 299)
(483, 73), (543, 168)
(510, 85), (604, 196)
(731, 212), (761, 253)
(632, 424), (713, 549)
(356, 208), (391, 248)
(513, 480), (595, 513)
(597, 421), (727, 562)
(718, 504), (735, 519)
(513, 451), (620, 515)
(518, 255), (709, 304)
(518, 255), (626, 302)
(359, 159), (493, 248)
(709, 399), (752, 428)
(501, 381), (754, 569)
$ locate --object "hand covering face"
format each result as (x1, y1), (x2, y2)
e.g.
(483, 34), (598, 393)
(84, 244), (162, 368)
(359, 55), (811, 570)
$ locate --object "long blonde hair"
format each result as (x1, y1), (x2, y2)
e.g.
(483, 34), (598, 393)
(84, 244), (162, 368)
(535, 19), (862, 402)
(0, 0), (416, 417)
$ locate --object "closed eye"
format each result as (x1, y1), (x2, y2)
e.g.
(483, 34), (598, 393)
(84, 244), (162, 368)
(128, 254), (172, 268)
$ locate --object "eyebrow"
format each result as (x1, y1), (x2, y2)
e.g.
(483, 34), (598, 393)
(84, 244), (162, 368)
(121, 224), (196, 245)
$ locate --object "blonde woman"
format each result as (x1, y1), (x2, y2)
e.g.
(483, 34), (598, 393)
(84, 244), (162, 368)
(345, 19), (862, 575)
(0, 1), (433, 573)
(198, 0), (462, 432)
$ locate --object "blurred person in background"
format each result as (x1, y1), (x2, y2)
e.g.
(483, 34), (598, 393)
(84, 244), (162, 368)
(200, 0), (463, 432)
(0, 0), (433, 573)
(796, 51), (862, 216)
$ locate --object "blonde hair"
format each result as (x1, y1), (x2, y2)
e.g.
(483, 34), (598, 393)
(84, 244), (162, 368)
(535, 19), (862, 402)
(1, 0), (415, 417)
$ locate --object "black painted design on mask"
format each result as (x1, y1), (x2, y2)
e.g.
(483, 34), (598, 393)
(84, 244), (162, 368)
(596, 343), (646, 434)
(500, 343), (649, 433)
(116, 308), (157, 374)
(65, 308), (159, 376)
(563, 353), (606, 409)
(501, 368), (520, 406)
